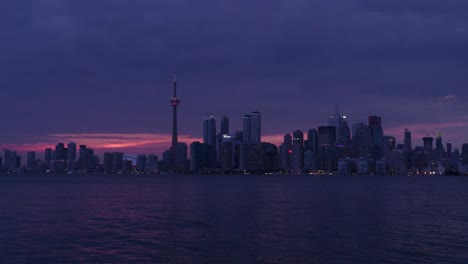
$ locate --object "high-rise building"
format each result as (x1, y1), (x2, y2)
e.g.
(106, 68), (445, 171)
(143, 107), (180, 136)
(329, 106), (351, 145)
(45, 148), (52, 162)
(220, 116), (229, 135)
(293, 130), (304, 145)
(291, 130), (304, 172)
(384, 136), (396, 153)
(436, 132), (443, 150)
(404, 129), (412, 152)
(317, 126), (337, 172)
(2, 150), (17, 171)
(423, 137), (434, 156)
(369, 116), (384, 158)
(352, 123), (368, 159)
(67, 142), (77, 161)
(136, 154), (147, 172)
(55, 143), (66, 160)
(306, 129), (318, 152)
(146, 154), (158, 173)
(203, 115), (217, 145)
(461, 144), (468, 165)
(318, 126), (336, 146)
(27, 151), (36, 169)
(251, 111), (261, 144)
(219, 135), (234, 171)
(242, 114), (252, 143)
(447, 142), (453, 158)
(279, 134), (293, 171)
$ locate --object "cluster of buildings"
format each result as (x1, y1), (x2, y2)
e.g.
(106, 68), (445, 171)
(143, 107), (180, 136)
(0, 145), (160, 174)
(2, 77), (468, 175)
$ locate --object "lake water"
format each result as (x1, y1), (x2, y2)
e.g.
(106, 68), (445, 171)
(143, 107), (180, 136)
(0, 175), (467, 263)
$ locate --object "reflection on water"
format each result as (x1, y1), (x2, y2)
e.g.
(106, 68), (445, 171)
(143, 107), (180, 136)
(0, 175), (467, 263)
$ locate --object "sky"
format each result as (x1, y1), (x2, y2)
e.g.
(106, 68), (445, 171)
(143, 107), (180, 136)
(1, 0), (468, 157)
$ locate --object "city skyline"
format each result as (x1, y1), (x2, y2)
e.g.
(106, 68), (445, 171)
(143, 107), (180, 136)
(1, 101), (467, 159)
(2, 1), (468, 156)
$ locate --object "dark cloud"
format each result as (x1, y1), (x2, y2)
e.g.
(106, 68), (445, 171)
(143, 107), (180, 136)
(1, 0), (468, 151)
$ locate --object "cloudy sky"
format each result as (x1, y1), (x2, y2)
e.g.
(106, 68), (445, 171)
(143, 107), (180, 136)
(1, 0), (468, 156)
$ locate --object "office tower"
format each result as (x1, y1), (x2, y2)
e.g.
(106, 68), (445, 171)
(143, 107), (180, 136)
(423, 137), (434, 155)
(203, 115), (217, 145)
(291, 130), (304, 172)
(318, 126), (336, 146)
(351, 123), (364, 140)
(434, 131), (444, 160)
(352, 123), (369, 160)
(461, 144), (468, 165)
(136, 154), (147, 172)
(279, 134), (293, 171)
(27, 151), (36, 169)
(190, 142), (209, 172)
(44, 148), (52, 162)
(303, 150), (317, 172)
(67, 142), (77, 161)
(203, 115), (217, 167)
(317, 126), (337, 171)
(306, 129), (318, 152)
(369, 116), (384, 158)
(170, 74), (180, 149)
(174, 143), (188, 172)
(55, 143), (66, 160)
(446, 142), (453, 158)
(263, 143), (278, 172)
(123, 160), (133, 172)
(2, 149), (16, 171)
(146, 154), (158, 173)
(404, 129), (412, 152)
(242, 114), (252, 143)
(436, 132), (443, 150)
(219, 135), (234, 171)
(384, 136), (396, 153)
(251, 111), (261, 144)
(220, 116), (229, 135)
(293, 130), (304, 145)
(113, 152), (124, 171)
(103, 153), (113, 172)
(329, 106), (351, 145)
(243, 143), (278, 173)
(15, 155), (21, 169)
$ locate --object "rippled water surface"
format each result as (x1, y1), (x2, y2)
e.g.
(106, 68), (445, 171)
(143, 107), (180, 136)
(1, 175), (468, 263)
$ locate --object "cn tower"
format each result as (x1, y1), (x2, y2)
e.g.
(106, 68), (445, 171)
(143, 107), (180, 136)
(170, 74), (180, 150)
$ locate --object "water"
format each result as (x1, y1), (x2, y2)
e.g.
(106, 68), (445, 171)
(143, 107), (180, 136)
(0, 175), (467, 264)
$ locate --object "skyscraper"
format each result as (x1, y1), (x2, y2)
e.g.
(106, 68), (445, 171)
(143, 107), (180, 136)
(242, 114), (252, 143)
(220, 116), (229, 135)
(369, 116), (384, 158)
(55, 143), (66, 160)
(306, 129), (318, 152)
(461, 144), (468, 165)
(67, 142), (77, 161)
(404, 129), (412, 152)
(329, 106), (351, 145)
(203, 115), (217, 167)
(251, 111), (261, 144)
(203, 115), (217, 145)
(423, 137), (434, 156)
(291, 130), (304, 172)
(27, 151), (36, 169)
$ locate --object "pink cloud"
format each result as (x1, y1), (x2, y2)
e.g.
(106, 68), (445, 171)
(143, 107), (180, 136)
(0, 133), (202, 157)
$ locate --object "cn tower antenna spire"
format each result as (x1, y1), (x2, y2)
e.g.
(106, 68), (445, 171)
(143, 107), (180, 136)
(170, 74), (180, 149)
(173, 73), (177, 97)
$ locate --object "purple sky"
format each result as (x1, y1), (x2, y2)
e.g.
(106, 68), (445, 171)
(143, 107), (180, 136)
(1, 0), (468, 157)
